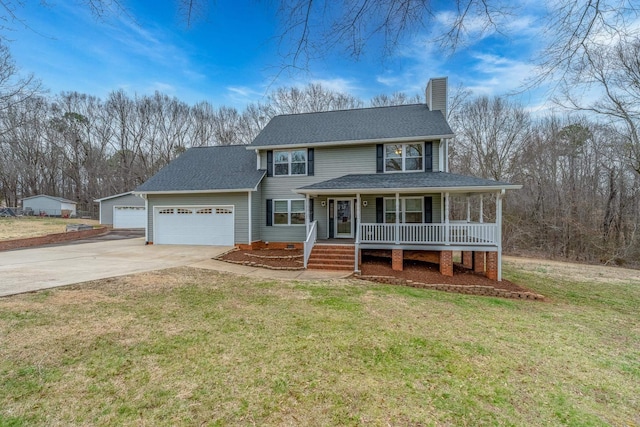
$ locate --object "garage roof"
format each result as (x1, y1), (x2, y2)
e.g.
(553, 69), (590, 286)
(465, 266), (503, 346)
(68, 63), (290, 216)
(135, 145), (265, 193)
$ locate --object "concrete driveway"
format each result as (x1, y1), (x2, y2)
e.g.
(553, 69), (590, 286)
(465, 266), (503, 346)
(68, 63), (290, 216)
(0, 238), (232, 297)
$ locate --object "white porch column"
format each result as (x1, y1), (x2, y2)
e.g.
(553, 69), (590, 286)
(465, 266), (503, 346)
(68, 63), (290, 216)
(444, 192), (450, 245)
(355, 193), (361, 272)
(466, 194), (471, 222)
(356, 194), (361, 241)
(305, 193), (310, 235)
(496, 190), (504, 281)
(395, 192), (400, 244)
(248, 191), (252, 245)
(479, 195), (484, 223)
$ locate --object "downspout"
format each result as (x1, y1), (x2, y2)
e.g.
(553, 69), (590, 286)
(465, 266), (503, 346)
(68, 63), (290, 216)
(141, 194), (148, 243)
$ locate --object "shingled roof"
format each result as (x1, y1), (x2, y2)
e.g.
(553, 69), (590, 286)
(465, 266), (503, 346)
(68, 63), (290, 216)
(250, 104), (454, 148)
(296, 172), (521, 194)
(135, 145), (265, 193)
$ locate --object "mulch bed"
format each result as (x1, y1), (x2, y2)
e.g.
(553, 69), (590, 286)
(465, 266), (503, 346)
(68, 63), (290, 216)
(360, 256), (529, 293)
(218, 249), (304, 269)
(218, 250), (543, 300)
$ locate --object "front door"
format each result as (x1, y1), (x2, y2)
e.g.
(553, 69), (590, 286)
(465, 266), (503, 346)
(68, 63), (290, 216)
(334, 199), (353, 238)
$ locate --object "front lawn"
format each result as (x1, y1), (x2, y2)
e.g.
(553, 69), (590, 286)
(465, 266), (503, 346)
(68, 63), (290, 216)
(0, 217), (100, 241)
(0, 265), (638, 425)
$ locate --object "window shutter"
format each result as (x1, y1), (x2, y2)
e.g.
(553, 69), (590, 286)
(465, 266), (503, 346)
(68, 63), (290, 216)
(376, 197), (383, 223)
(266, 151), (273, 177)
(425, 142), (433, 172)
(307, 148), (314, 176)
(309, 198), (314, 221)
(424, 196), (432, 223)
(266, 199), (273, 226)
(376, 144), (384, 173)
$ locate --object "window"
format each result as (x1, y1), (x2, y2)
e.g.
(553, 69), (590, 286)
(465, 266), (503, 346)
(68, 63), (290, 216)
(158, 208), (174, 214)
(273, 199), (306, 225)
(196, 208), (212, 214)
(384, 198), (423, 223)
(384, 143), (423, 172)
(274, 149), (307, 176)
(216, 208), (233, 214)
(177, 208), (192, 214)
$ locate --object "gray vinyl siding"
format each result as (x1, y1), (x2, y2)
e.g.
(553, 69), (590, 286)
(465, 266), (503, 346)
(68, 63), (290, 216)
(259, 145), (376, 242)
(99, 193), (145, 225)
(146, 193), (249, 244)
(430, 78), (448, 115)
(311, 193), (443, 239)
(258, 145), (444, 241)
(251, 188), (262, 242)
(432, 140), (440, 172)
(432, 194), (442, 223)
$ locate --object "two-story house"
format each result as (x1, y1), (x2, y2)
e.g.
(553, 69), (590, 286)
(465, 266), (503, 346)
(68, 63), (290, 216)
(135, 77), (521, 281)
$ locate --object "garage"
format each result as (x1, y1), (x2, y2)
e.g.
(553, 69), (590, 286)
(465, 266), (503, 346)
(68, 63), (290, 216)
(113, 206), (146, 229)
(154, 205), (234, 246)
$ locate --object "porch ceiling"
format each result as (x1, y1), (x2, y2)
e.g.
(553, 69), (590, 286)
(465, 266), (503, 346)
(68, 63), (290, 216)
(295, 172), (521, 195)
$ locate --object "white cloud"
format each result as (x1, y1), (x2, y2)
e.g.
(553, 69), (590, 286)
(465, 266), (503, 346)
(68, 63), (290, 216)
(309, 77), (357, 94)
(464, 52), (536, 96)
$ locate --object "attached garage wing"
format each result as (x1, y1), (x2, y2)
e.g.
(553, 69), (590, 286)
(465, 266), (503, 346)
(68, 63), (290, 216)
(113, 206), (146, 229)
(153, 206), (234, 246)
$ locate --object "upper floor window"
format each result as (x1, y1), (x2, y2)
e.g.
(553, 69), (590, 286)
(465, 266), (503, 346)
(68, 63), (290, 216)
(384, 143), (423, 172)
(274, 149), (307, 176)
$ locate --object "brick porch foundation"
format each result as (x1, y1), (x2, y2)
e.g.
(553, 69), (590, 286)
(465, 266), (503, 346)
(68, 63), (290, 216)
(486, 252), (498, 280)
(473, 251), (485, 274)
(462, 251), (473, 269)
(439, 250), (453, 276)
(392, 249), (403, 271)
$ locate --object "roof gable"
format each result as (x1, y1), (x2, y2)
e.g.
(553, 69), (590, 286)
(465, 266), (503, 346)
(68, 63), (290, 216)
(135, 145), (265, 193)
(250, 104), (454, 148)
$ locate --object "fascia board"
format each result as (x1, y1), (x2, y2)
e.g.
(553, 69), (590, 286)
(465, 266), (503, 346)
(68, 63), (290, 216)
(294, 184), (522, 195)
(248, 134), (455, 151)
(94, 191), (134, 202)
(134, 188), (258, 195)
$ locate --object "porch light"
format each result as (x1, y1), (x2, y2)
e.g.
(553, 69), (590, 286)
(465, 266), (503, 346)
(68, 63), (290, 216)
(395, 147), (402, 155)
(362, 200), (368, 207)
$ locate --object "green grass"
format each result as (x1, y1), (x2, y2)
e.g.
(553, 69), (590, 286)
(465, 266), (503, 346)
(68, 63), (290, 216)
(0, 265), (639, 426)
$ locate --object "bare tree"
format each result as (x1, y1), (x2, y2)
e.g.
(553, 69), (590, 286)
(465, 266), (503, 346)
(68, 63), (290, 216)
(451, 95), (530, 181)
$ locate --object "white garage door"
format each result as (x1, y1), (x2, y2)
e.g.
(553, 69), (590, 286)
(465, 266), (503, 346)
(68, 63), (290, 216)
(154, 206), (234, 246)
(113, 206), (146, 229)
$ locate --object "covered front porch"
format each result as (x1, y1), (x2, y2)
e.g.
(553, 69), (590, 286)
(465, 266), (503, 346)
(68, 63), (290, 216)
(297, 171), (521, 281)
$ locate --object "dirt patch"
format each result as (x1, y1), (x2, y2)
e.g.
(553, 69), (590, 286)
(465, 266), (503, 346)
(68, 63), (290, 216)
(219, 249), (304, 269)
(0, 217), (100, 241)
(503, 256), (640, 285)
(360, 256), (530, 293)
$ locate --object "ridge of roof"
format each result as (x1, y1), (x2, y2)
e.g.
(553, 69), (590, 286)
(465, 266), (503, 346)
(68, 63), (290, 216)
(269, 103), (427, 119)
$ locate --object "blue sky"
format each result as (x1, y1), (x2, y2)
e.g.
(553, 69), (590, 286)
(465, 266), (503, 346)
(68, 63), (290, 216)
(3, 1), (550, 110)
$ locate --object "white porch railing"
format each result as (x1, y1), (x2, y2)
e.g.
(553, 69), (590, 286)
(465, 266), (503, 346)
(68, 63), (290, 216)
(359, 222), (498, 246)
(303, 220), (318, 268)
